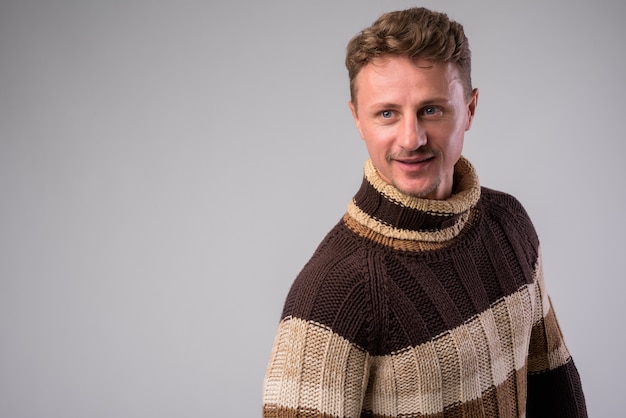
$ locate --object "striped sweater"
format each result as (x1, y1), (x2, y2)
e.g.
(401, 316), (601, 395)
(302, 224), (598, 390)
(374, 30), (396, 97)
(263, 157), (587, 417)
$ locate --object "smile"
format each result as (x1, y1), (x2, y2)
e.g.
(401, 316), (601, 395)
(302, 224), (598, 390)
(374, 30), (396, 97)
(395, 155), (434, 165)
(392, 156), (435, 174)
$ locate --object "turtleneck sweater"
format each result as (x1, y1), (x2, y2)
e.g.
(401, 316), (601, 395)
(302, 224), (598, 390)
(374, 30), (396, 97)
(262, 157), (587, 418)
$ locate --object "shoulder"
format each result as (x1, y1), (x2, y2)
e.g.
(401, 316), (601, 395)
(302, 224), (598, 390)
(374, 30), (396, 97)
(279, 219), (375, 347)
(478, 186), (540, 250)
(479, 187), (529, 216)
(281, 219), (370, 318)
(479, 187), (535, 225)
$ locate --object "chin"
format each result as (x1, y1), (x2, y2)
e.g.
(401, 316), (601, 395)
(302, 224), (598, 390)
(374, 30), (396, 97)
(397, 184), (435, 199)
(393, 177), (441, 199)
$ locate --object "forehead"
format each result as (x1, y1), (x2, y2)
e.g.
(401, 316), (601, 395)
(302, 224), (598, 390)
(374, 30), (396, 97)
(354, 56), (464, 104)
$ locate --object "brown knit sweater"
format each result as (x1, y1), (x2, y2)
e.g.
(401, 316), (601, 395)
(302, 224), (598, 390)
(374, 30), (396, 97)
(263, 157), (587, 417)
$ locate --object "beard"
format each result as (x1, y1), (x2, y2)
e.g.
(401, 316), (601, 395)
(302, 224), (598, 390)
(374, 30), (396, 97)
(393, 176), (442, 199)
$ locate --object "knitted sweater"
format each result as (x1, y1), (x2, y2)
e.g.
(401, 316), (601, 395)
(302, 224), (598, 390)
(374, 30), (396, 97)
(263, 157), (587, 417)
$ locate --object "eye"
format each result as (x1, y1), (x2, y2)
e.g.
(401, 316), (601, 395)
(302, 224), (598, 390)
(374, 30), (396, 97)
(380, 110), (394, 119)
(421, 106), (442, 117)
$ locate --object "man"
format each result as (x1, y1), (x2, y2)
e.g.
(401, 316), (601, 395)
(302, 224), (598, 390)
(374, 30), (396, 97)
(263, 7), (587, 418)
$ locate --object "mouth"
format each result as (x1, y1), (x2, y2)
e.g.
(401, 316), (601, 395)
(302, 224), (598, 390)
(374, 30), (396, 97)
(395, 155), (435, 165)
(390, 154), (436, 176)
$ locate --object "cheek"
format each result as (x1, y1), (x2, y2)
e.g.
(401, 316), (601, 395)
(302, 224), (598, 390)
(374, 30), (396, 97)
(430, 122), (465, 146)
(363, 138), (385, 160)
(362, 123), (395, 145)
(362, 134), (392, 164)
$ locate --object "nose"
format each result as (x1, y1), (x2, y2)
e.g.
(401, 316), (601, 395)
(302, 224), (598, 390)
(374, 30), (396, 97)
(399, 115), (427, 151)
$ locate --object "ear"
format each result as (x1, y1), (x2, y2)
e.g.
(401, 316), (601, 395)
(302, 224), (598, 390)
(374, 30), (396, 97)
(348, 100), (365, 139)
(465, 88), (479, 131)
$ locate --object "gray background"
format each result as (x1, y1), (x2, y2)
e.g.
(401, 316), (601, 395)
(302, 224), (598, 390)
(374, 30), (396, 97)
(1, 0), (624, 416)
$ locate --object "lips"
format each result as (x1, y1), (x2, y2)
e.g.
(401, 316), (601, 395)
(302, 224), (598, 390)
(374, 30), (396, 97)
(396, 155), (434, 164)
(391, 155), (436, 177)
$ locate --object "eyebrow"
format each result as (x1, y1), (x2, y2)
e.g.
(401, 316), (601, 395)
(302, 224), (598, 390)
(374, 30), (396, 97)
(369, 97), (451, 110)
(370, 102), (401, 110)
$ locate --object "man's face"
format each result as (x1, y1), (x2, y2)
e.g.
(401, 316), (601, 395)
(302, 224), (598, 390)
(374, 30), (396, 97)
(349, 56), (478, 200)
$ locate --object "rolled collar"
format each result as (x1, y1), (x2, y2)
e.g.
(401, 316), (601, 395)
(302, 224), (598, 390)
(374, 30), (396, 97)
(346, 156), (481, 243)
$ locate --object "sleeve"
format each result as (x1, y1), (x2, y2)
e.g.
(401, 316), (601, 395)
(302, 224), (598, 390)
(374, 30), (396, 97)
(526, 250), (588, 417)
(262, 316), (370, 418)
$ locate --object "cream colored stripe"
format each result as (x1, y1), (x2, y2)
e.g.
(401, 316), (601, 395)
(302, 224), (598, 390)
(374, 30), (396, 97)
(263, 315), (308, 408)
(527, 306), (573, 373)
(467, 310), (499, 395)
(527, 248), (572, 373)
(346, 199), (470, 242)
(365, 285), (543, 417)
(547, 343), (572, 370)
(264, 279), (572, 416)
(527, 324), (572, 374)
(405, 288), (533, 414)
(263, 317), (368, 418)
(507, 288), (535, 371)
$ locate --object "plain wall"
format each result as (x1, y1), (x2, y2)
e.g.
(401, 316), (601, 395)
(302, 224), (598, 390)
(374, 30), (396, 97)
(1, 0), (624, 416)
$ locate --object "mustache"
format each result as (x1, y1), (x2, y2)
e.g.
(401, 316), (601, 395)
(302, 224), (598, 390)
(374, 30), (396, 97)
(386, 146), (440, 161)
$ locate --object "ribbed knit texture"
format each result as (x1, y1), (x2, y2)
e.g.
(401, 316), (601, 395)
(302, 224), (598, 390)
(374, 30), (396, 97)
(263, 157), (587, 417)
